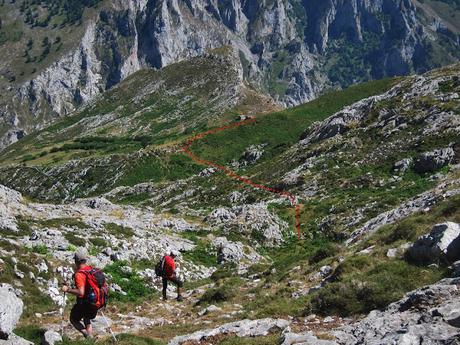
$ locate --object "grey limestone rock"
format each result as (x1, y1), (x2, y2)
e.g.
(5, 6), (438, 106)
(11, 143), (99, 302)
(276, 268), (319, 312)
(0, 284), (23, 340)
(207, 203), (288, 246)
(333, 278), (460, 345)
(168, 318), (289, 345)
(408, 222), (460, 263)
(41, 330), (62, 345)
(213, 237), (262, 264)
(393, 158), (413, 173)
(414, 147), (455, 174)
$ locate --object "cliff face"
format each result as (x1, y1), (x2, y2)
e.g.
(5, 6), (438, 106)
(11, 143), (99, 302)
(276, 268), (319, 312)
(1, 0), (459, 149)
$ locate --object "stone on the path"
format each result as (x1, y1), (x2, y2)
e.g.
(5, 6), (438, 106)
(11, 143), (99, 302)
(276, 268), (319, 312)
(41, 330), (62, 345)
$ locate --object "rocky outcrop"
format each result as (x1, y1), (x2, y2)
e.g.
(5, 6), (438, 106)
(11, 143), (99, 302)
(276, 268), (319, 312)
(333, 278), (460, 344)
(414, 147), (455, 174)
(408, 222), (460, 263)
(168, 318), (289, 345)
(285, 278), (460, 345)
(0, 284), (23, 340)
(2, 0), (460, 150)
(206, 203), (288, 246)
(346, 181), (460, 244)
(212, 237), (262, 265)
(281, 332), (337, 345)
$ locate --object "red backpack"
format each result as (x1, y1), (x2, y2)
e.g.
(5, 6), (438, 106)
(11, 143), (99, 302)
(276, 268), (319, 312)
(77, 267), (108, 310)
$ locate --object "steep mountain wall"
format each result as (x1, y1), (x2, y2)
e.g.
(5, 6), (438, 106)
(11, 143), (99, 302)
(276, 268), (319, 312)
(1, 0), (459, 150)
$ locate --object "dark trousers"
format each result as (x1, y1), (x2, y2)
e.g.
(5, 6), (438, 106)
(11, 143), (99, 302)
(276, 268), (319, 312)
(162, 276), (183, 296)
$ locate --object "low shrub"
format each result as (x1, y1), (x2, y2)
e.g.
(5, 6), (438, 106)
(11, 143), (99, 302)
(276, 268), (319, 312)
(31, 244), (49, 255)
(64, 233), (86, 247)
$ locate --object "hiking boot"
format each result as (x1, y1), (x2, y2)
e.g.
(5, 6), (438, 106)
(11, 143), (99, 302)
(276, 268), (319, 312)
(176, 295), (183, 302)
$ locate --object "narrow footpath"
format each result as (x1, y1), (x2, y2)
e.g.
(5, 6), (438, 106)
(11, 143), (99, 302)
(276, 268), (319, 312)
(182, 118), (301, 238)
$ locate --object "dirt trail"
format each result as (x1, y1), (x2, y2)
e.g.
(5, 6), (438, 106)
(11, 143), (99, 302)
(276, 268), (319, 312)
(182, 118), (301, 238)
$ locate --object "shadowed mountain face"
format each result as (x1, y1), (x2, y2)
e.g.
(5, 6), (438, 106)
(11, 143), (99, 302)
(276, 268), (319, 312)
(0, 0), (459, 150)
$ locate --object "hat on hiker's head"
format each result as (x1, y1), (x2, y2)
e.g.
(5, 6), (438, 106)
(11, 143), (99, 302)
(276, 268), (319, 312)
(74, 248), (88, 263)
(170, 249), (180, 257)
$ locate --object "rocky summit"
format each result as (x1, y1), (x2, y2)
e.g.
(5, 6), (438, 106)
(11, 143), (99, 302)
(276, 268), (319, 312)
(0, 1), (460, 345)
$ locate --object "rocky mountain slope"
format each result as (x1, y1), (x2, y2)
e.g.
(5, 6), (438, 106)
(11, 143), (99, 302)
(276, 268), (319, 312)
(1, 0), (460, 149)
(0, 50), (459, 344)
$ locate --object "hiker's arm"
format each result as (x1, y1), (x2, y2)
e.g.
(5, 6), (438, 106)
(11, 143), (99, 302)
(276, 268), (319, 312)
(62, 285), (85, 297)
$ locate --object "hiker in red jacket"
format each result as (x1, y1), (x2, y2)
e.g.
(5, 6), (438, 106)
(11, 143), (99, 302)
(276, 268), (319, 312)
(162, 250), (184, 301)
(62, 248), (98, 339)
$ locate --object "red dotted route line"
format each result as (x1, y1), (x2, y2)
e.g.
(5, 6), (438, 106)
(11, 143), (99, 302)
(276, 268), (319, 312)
(182, 118), (301, 239)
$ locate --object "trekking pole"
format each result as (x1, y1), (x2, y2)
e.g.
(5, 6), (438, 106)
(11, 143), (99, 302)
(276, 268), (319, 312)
(101, 310), (117, 342)
(60, 291), (66, 337)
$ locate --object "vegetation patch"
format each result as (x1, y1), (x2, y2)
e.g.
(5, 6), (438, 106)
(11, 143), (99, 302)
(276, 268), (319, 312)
(103, 261), (150, 303)
(104, 223), (135, 238)
(308, 258), (447, 317)
(182, 240), (216, 268)
(14, 325), (45, 344)
(198, 277), (242, 305)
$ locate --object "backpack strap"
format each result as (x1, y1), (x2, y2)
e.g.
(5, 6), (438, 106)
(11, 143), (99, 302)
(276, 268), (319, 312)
(75, 267), (93, 298)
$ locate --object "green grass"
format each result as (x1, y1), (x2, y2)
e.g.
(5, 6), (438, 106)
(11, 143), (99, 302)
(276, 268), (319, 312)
(117, 154), (202, 187)
(103, 223), (135, 238)
(14, 325), (44, 344)
(39, 218), (87, 229)
(198, 277), (243, 305)
(359, 193), (460, 250)
(262, 236), (335, 279)
(190, 78), (399, 166)
(103, 261), (150, 303)
(31, 244), (49, 255)
(64, 232), (86, 247)
(182, 240), (216, 267)
(308, 257), (447, 317)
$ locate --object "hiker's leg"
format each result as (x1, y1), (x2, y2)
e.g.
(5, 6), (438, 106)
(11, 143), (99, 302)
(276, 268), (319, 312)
(83, 318), (93, 339)
(70, 305), (88, 337)
(162, 277), (168, 300)
(173, 277), (184, 299)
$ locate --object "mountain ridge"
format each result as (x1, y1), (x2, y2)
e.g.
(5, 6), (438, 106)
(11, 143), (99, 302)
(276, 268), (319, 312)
(1, 0), (460, 150)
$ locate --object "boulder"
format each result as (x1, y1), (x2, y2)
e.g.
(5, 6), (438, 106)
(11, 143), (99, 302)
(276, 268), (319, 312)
(0, 284), (23, 340)
(413, 147), (455, 174)
(408, 222), (460, 263)
(41, 330), (62, 345)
